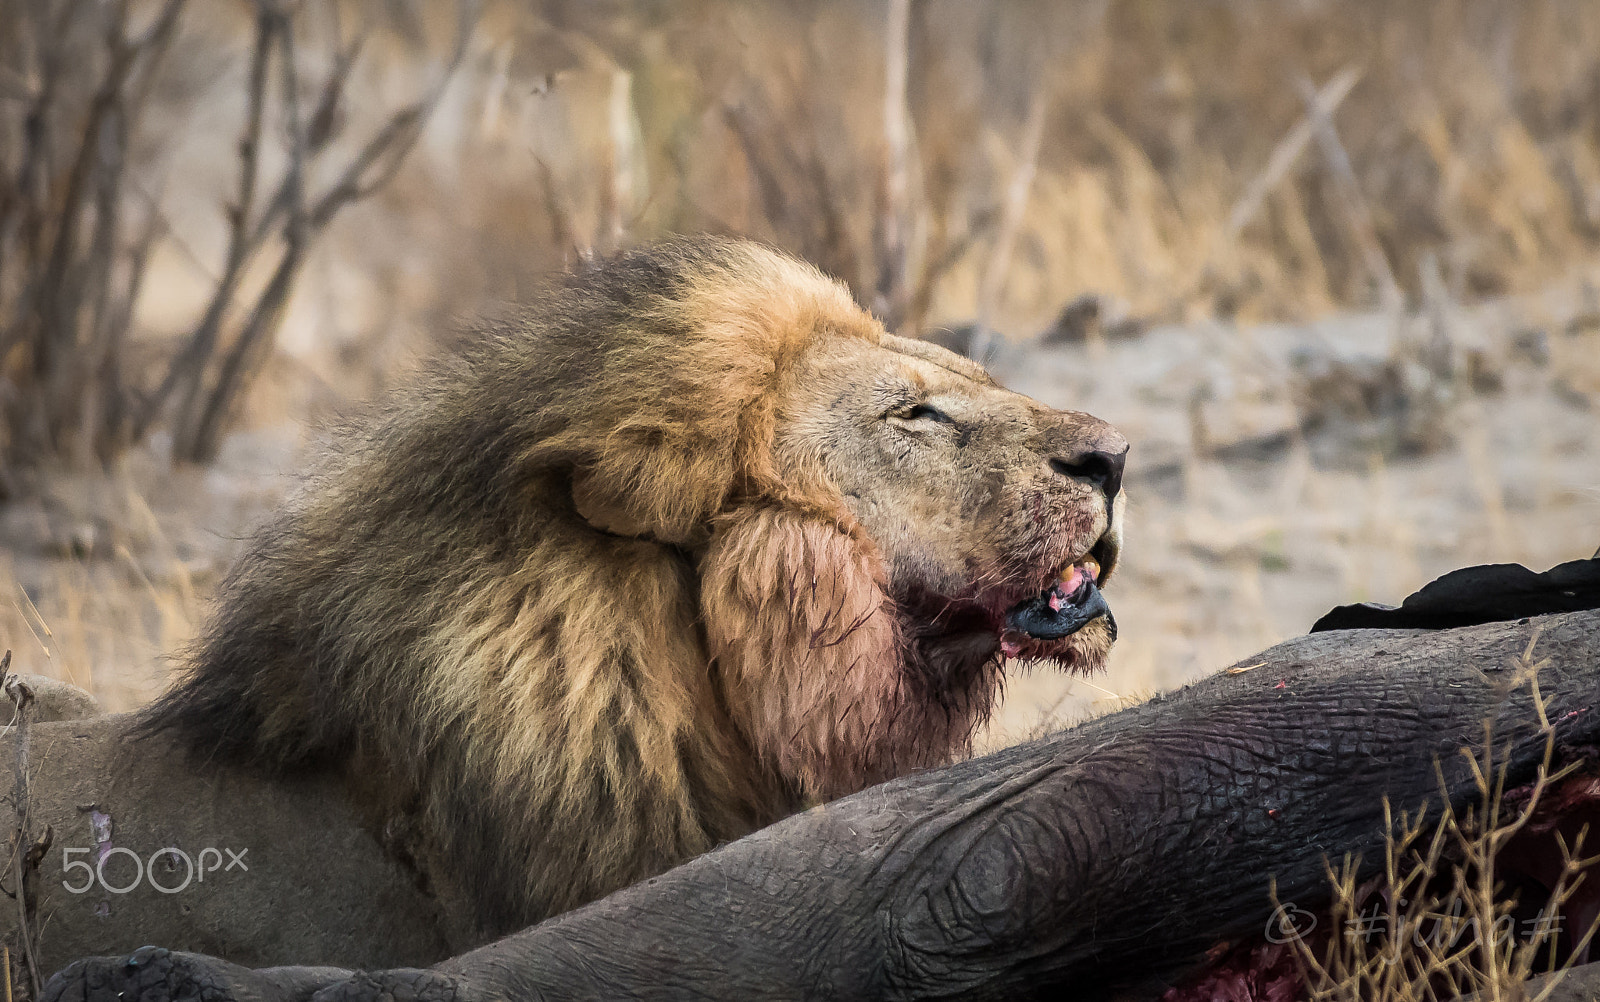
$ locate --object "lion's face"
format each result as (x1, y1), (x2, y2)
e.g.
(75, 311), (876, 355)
(551, 237), (1128, 798)
(773, 332), (1126, 680)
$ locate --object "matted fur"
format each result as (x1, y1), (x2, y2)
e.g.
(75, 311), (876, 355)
(141, 237), (1123, 942)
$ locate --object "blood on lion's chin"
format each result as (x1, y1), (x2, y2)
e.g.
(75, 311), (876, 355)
(137, 236), (1127, 944)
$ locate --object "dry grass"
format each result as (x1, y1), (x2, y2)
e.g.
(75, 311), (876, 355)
(0, 468), (204, 711)
(382, 0), (1600, 337)
(0, 555), (195, 712)
(0, 431), (293, 711)
(0, 13), (1595, 1001)
(5, 0), (1600, 726)
(1276, 635), (1600, 1002)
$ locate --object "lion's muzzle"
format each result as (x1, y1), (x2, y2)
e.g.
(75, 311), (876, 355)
(1002, 562), (1116, 645)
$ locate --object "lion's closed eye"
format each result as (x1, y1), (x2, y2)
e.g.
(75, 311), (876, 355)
(890, 403), (954, 425)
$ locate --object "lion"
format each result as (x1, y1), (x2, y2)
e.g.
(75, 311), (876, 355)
(139, 236), (1127, 944)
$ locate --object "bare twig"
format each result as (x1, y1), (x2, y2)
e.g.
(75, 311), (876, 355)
(1223, 65), (1362, 242)
(0, 3), (72, 334)
(1154, 65), (1363, 323)
(723, 97), (865, 299)
(967, 84), (1052, 364)
(76, 0), (187, 464)
(536, 157), (583, 262)
(872, 0), (914, 328)
(305, 31), (364, 154)
(600, 67), (636, 252)
(1295, 73), (1404, 314)
(168, 0), (308, 463)
(902, 206), (998, 335)
(309, 3), (474, 229)
(134, 2), (277, 444)
(158, 0), (478, 464)
(28, 4), (137, 395)
(3, 653), (46, 1002)
(0, 0), (474, 473)
(1279, 649), (1600, 1002)
(0, 0), (186, 473)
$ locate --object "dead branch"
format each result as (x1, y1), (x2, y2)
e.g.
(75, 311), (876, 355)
(599, 67), (636, 252)
(2, 653), (46, 1002)
(1295, 73), (1404, 314)
(167, 0), (306, 464)
(133, 3), (278, 446)
(0, 0), (187, 481)
(535, 158), (582, 263)
(723, 97), (865, 300)
(1223, 65), (1362, 243)
(966, 84), (1052, 363)
(901, 206), (997, 336)
(0, 0), (480, 481)
(872, 0), (914, 328)
(165, 1), (477, 464)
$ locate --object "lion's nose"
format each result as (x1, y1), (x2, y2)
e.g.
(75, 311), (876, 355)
(1050, 444), (1127, 501)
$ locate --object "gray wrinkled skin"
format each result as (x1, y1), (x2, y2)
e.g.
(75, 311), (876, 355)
(42, 610), (1600, 1002)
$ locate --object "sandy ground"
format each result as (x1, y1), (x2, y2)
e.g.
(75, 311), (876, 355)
(0, 286), (1595, 743)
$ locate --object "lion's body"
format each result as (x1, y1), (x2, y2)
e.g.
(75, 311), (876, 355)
(143, 238), (1125, 941)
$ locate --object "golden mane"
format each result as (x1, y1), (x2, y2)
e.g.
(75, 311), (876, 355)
(141, 238), (990, 941)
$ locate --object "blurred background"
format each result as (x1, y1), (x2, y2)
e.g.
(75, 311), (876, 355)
(0, 0), (1596, 742)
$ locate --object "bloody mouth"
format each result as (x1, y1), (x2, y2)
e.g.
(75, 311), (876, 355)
(1000, 554), (1116, 657)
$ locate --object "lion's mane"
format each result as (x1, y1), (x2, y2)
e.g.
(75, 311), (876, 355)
(141, 238), (998, 940)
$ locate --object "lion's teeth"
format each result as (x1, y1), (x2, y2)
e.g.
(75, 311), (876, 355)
(1059, 556), (1101, 585)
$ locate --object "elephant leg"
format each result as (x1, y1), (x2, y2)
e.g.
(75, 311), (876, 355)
(43, 947), (349, 1002)
(44, 950), (489, 1002)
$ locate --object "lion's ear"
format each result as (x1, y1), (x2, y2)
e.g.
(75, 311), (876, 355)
(569, 453), (722, 547)
(571, 469), (654, 538)
(699, 507), (903, 800)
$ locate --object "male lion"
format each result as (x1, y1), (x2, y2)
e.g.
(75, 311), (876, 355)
(140, 236), (1126, 945)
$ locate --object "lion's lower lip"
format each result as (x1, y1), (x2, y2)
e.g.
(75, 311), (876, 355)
(1004, 576), (1114, 641)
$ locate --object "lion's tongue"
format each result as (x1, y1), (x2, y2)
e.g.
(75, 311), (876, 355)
(1002, 559), (1110, 647)
(1049, 562), (1096, 610)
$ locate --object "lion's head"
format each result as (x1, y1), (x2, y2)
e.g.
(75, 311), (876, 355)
(145, 236), (1126, 936)
(559, 240), (1125, 798)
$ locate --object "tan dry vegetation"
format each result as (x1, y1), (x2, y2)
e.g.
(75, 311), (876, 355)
(0, 8), (1598, 998)
(1278, 639), (1600, 1002)
(383, 0), (1600, 330)
(0, 0), (1598, 730)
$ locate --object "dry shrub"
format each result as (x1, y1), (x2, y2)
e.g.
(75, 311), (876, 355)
(11, 0), (1600, 475)
(406, 0), (1600, 348)
(0, 0), (470, 485)
(4, 0), (1600, 749)
(1279, 633), (1600, 1002)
